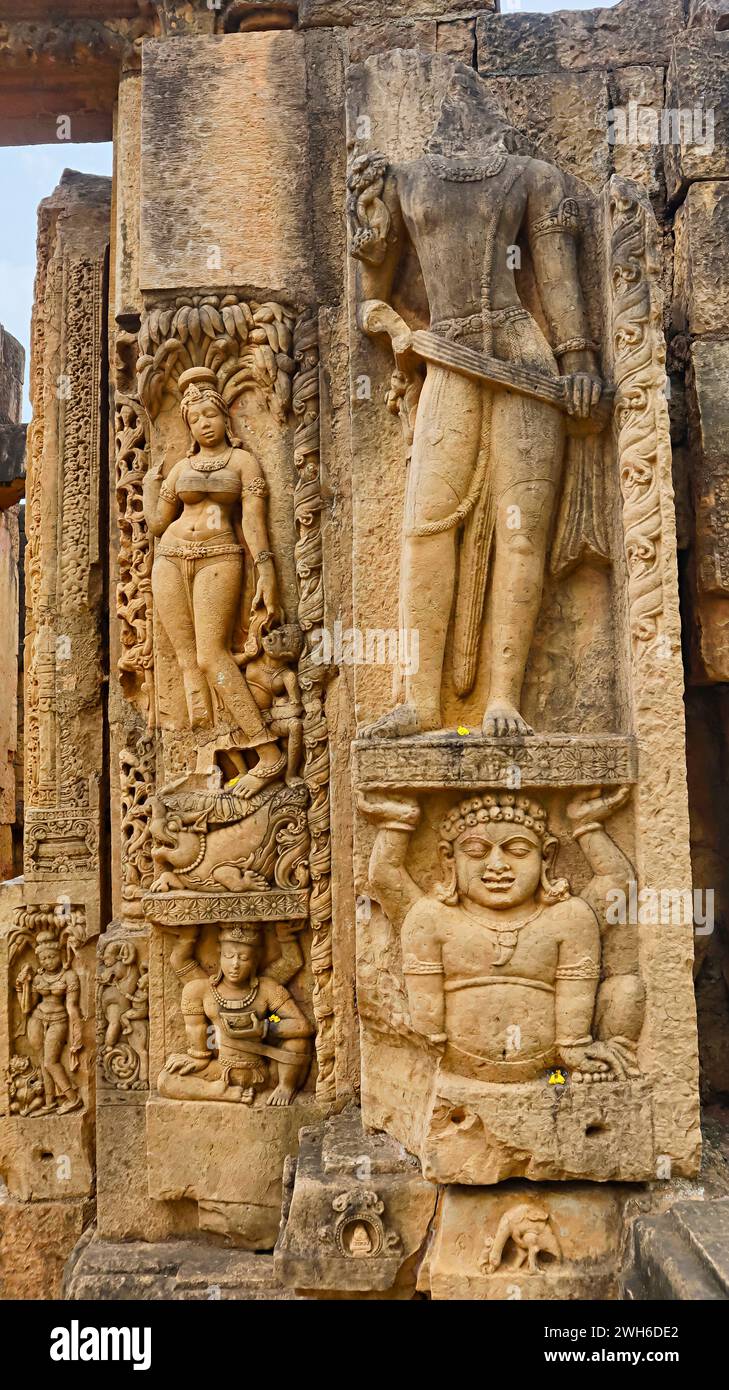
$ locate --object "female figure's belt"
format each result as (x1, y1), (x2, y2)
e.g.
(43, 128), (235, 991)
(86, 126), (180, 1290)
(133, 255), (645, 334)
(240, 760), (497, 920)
(158, 540), (244, 559)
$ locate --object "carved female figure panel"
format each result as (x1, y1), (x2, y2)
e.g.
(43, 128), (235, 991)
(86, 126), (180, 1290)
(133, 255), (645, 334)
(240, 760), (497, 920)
(14, 928), (83, 1114)
(143, 367), (286, 797)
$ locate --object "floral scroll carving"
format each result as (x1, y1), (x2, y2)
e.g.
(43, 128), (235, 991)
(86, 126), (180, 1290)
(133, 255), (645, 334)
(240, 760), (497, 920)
(609, 178), (669, 648)
(293, 316), (335, 1104)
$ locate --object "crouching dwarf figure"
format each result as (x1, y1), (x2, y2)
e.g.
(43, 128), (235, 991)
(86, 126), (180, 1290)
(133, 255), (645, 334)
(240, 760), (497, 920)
(159, 924), (312, 1106)
(360, 785), (644, 1083)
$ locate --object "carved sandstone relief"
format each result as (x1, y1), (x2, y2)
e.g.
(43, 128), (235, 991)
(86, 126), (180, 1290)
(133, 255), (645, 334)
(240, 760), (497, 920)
(426, 1184), (623, 1300)
(158, 922), (312, 1107)
(348, 61), (612, 743)
(274, 1107), (437, 1298)
(346, 50), (698, 1190)
(479, 1203), (563, 1276)
(105, 291), (332, 1247)
(361, 787), (643, 1081)
(358, 784), (650, 1183)
(608, 178), (670, 649)
(109, 291), (334, 1169)
(96, 936), (149, 1093)
(23, 176), (109, 910)
(7, 905), (88, 1116)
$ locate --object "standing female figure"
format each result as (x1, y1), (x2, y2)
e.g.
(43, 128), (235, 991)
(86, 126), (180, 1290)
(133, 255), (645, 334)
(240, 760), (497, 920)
(143, 367), (286, 796)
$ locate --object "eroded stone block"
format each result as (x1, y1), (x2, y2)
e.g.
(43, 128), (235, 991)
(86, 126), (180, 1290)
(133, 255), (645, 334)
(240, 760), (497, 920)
(480, 69), (612, 190)
(140, 32), (315, 300)
(274, 1107), (437, 1296)
(477, 0), (684, 76)
(428, 1185), (622, 1300)
(301, 0), (495, 24)
(675, 184), (729, 338)
(665, 30), (729, 200)
(147, 1096), (321, 1249)
(0, 1190), (92, 1300)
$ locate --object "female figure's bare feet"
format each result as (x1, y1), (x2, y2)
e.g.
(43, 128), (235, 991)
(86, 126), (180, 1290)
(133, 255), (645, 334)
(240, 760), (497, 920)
(482, 700), (534, 739)
(226, 745), (287, 798)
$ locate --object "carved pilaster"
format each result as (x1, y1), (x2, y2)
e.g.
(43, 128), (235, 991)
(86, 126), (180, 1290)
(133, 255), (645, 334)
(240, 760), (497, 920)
(293, 316), (335, 1104)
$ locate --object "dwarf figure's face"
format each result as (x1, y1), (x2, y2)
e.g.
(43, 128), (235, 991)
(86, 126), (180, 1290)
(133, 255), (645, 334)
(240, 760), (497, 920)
(448, 821), (544, 911)
(262, 625), (302, 663)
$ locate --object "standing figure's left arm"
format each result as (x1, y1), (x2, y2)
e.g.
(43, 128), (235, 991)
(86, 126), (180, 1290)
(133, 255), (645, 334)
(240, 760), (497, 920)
(66, 970), (83, 1058)
(526, 159), (603, 421)
(237, 450), (281, 624)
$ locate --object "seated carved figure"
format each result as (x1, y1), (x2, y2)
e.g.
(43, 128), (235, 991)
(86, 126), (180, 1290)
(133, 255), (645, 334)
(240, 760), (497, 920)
(159, 924), (312, 1106)
(361, 787), (644, 1084)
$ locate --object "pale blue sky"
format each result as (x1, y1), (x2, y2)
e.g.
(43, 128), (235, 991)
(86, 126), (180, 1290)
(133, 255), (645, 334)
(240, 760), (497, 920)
(0, 143), (113, 419)
(0, 0), (619, 419)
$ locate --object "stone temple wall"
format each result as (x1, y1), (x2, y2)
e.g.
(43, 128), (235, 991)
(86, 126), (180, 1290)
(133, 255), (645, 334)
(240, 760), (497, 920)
(0, 0), (728, 1303)
(0, 324), (24, 883)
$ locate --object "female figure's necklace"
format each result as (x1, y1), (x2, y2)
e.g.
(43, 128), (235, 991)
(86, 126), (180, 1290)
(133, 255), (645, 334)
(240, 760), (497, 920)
(189, 446), (234, 475)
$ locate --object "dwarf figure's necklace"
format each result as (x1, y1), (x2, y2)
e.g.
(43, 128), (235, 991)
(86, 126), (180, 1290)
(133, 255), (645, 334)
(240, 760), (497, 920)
(462, 903), (544, 966)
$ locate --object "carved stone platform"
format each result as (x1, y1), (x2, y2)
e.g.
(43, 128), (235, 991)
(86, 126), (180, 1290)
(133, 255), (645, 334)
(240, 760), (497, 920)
(362, 1039), (656, 1184)
(354, 733), (638, 791)
(64, 1237), (305, 1301)
(142, 888), (309, 925)
(622, 1198), (729, 1300)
